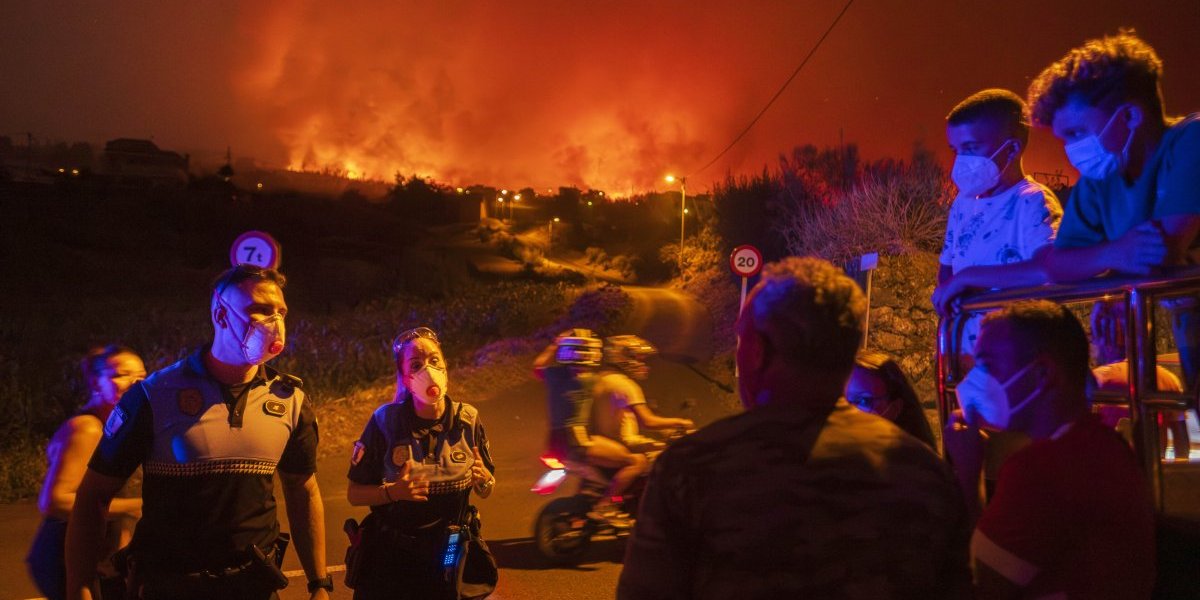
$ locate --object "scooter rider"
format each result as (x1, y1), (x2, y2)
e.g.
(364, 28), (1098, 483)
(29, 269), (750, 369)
(534, 329), (646, 527)
(591, 336), (693, 453)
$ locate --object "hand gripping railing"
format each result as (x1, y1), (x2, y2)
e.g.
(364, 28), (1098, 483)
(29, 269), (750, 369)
(936, 266), (1200, 510)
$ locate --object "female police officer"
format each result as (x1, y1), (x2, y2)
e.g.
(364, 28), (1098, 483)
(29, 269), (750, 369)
(346, 327), (496, 599)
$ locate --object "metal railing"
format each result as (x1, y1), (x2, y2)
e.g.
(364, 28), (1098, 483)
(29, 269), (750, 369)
(936, 266), (1200, 512)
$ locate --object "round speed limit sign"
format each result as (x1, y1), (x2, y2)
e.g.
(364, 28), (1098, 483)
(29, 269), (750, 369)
(229, 230), (281, 269)
(729, 245), (763, 278)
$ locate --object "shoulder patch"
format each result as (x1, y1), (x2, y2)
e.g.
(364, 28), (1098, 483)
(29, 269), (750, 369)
(177, 389), (204, 416)
(263, 399), (287, 417)
(104, 406), (127, 437)
(351, 441), (365, 466)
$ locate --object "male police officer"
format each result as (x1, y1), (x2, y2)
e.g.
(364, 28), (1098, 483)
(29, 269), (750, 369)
(66, 265), (331, 600)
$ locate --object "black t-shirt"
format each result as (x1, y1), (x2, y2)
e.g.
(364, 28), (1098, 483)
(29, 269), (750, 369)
(89, 349), (318, 572)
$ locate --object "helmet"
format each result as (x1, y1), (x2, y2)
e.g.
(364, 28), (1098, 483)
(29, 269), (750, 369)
(603, 335), (657, 377)
(554, 328), (602, 367)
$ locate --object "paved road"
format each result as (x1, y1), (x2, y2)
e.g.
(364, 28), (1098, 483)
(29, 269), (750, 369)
(2, 286), (734, 600)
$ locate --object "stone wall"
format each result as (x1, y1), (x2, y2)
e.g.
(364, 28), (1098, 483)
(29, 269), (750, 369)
(864, 252), (942, 410)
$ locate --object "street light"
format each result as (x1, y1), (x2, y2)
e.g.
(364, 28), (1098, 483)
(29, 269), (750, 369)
(665, 174), (687, 269)
(548, 217), (560, 246)
(512, 194), (521, 220)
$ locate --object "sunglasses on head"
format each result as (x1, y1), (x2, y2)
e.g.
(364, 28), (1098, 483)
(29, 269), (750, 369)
(392, 327), (440, 358)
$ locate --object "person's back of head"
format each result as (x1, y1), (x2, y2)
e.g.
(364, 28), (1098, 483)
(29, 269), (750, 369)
(737, 257), (865, 408)
(1028, 29), (1166, 128)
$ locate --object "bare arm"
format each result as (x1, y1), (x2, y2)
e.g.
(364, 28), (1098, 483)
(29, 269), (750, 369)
(532, 343), (557, 380)
(1042, 221), (1168, 282)
(65, 469), (127, 600)
(932, 256), (1049, 315)
(629, 404), (692, 431)
(280, 472), (327, 595)
(1160, 214), (1200, 266)
(40, 417), (141, 521)
(942, 412), (985, 526)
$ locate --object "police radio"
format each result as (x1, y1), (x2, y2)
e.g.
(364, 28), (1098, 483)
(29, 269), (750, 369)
(442, 525), (465, 570)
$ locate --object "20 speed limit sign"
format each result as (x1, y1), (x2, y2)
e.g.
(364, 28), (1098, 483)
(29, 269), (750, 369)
(230, 230), (282, 269)
(729, 245), (763, 278)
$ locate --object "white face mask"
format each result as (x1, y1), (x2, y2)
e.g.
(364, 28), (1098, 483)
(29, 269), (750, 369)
(406, 364), (448, 406)
(221, 300), (286, 365)
(955, 361), (1040, 430)
(1064, 108), (1135, 180)
(951, 139), (1013, 197)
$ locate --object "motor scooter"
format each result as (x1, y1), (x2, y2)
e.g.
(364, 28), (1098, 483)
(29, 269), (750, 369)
(530, 428), (692, 564)
(530, 451), (654, 564)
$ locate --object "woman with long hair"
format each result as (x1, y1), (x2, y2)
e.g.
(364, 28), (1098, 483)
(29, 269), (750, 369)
(846, 351), (937, 448)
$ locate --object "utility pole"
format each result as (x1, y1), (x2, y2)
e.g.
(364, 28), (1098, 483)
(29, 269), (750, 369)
(665, 174), (687, 270)
(679, 178), (687, 270)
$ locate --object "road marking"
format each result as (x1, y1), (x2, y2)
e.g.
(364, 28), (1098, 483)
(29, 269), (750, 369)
(17, 565), (349, 599)
(285, 563), (346, 578)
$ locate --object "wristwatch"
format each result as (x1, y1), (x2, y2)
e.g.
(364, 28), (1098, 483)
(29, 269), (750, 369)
(308, 574), (334, 593)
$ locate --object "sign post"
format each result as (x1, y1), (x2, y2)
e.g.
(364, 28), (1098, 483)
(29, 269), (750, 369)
(859, 252), (879, 349)
(730, 245), (763, 312)
(229, 230), (282, 269)
(729, 245), (763, 379)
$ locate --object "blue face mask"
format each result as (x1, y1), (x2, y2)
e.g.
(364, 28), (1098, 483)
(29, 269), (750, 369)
(1064, 108), (1135, 180)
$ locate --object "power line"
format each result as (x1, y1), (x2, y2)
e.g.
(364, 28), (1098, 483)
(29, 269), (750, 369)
(688, 0), (856, 179)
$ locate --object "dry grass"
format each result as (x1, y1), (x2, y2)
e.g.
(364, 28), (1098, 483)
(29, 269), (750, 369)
(781, 165), (953, 264)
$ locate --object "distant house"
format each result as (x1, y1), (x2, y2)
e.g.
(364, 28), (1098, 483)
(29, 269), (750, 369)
(102, 138), (189, 187)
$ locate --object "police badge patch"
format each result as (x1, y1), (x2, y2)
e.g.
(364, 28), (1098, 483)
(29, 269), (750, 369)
(391, 445), (411, 466)
(350, 442), (365, 466)
(177, 389), (204, 416)
(104, 406), (126, 437)
(263, 400), (287, 417)
(450, 450), (467, 463)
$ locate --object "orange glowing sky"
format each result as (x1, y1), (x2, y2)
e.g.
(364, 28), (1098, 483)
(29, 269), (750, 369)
(2, 1), (1198, 194)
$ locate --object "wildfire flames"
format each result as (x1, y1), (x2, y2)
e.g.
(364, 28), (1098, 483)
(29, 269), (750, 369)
(230, 1), (816, 194)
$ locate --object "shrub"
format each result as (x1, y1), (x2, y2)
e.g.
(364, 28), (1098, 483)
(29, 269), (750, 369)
(779, 153), (952, 264)
(660, 225), (724, 285)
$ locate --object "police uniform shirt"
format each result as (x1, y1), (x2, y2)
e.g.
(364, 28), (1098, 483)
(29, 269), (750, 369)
(347, 395), (493, 532)
(89, 347), (318, 572)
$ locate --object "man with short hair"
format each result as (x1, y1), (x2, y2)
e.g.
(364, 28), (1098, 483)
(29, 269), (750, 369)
(534, 330), (645, 527)
(944, 300), (1156, 599)
(1029, 30), (1200, 386)
(590, 335), (693, 453)
(66, 265), (331, 600)
(932, 88), (1063, 335)
(618, 257), (970, 600)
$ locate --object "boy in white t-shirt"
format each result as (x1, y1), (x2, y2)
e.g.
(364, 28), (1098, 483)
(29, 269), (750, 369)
(933, 89), (1063, 353)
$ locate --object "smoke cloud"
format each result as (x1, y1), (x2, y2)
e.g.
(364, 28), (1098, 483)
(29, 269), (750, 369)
(3, 1), (1198, 194)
